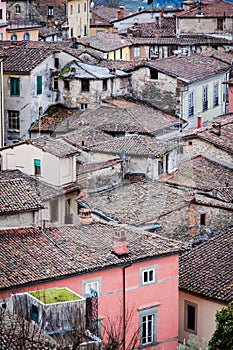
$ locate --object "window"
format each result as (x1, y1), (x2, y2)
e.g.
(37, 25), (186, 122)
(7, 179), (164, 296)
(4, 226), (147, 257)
(50, 198), (59, 222)
(23, 32), (30, 41)
(83, 278), (101, 297)
(8, 110), (20, 131)
(70, 4), (73, 15)
(114, 51), (116, 60)
(64, 80), (70, 90)
(84, 2), (87, 12)
(213, 82), (219, 107)
(120, 48), (123, 60)
(150, 68), (158, 80)
(134, 47), (140, 58)
(11, 34), (17, 41)
(140, 265), (157, 286)
(81, 103), (88, 110)
(10, 77), (20, 96)
(31, 305), (38, 323)
(70, 27), (73, 38)
(0, 9), (2, 19)
(39, 106), (43, 116)
(202, 86), (208, 111)
(34, 159), (41, 176)
(140, 306), (158, 346)
(200, 213), (206, 226)
(78, 4), (80, 13)
(37, 76), (42, 95)
(53, 77), (58, 90)
(188, 92), (194, 116)
(54, 57), (59, 69)
(217, 18), (223, 31)
(103, 79), (107, 91)
(185, 301), (197, 334)
(6, 12), (10, 20)
(48, 6), (53, 16)
(84, 24), (87, 36)
(15, 5), (21, 14)
(177, 145), (183, 154)
(81, 79), (89, 92)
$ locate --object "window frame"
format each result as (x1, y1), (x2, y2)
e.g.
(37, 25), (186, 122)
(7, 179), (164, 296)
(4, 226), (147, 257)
(8, 110), (20, 131)
(50, 198), (59, 222)
(48, 6), (54, 16)
(53, 77), (59, 90)
(34, 159), (41, 176)
(10, 77), (20, 96)
(134, 46), (140, 58)
(188, 91), (194, 116)
(202, 85), (208, 111)
(139, 306), (158, 347)
(15, 4), (21, 14)
(184, 300), (198, 334)
(81, 79), (90, 92)
(23, 32), (30, 41)
(140, 264), (157, 286)
(213, 82), (219, 107)
(37, 76), (42, 95)
(82, 277), (101, 297)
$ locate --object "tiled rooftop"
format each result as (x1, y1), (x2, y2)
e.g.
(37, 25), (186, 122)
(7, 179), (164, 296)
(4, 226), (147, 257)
(176, 0), (233, 18)
(76, 32), (132, 52)
(159, 155), (233, 191)
(179, 228), (233, 302)
(147, 52), (230, 83)
(85, 181), (187, 226)
(0, 178), (43, 214)
(88, 134), (165, 156)
(0, 223), (179, 291)
(3, 47), (54, 73)
(128, 18), (176, 37)
(1, 137), (79, 158)
(130, 34), (232, 45)
(53, 99), (181, 141)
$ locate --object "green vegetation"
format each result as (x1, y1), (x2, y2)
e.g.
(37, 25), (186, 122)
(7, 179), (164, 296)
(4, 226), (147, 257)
(29, 288), (81, 304)
(209, 301), (233, 350)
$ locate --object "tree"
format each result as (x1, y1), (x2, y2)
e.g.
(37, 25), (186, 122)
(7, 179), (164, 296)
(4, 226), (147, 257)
(208, 301), (233, 350)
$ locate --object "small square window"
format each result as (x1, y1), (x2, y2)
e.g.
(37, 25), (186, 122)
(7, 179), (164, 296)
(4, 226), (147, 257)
(140, 265), (157, 286)
(83, 278), (101, 297)
(81, 79), (89, 92)
(150, 69), (158, 80)
(81, 103), (88, 110)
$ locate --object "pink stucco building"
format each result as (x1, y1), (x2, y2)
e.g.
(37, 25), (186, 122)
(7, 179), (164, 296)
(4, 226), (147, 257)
(0, 221), (179, 349)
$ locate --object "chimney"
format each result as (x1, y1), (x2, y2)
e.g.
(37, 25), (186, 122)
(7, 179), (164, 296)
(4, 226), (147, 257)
(113, 229), (128, 256)
(197, 115), (202, 128)
(79, 208), (92, 225)
(117, 6), (125, 19)
(210, 122), (221, 137)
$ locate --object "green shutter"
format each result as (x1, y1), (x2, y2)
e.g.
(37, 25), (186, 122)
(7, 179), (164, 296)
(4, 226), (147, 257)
(10, 78), (20, 96)
(37, 76), (42, 95)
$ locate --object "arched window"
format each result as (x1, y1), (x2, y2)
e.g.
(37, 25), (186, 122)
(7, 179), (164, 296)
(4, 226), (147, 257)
(11, 34), (17, 41)
(24, 32), (30, 41)
(15, 5), (21, 14)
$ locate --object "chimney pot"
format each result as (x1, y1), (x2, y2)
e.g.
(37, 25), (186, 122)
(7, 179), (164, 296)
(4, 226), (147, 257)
(79, 208), (92, 225)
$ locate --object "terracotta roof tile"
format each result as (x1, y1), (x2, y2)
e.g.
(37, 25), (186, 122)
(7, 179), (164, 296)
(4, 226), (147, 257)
(0, 178), (43, 214)
(176, 0), (233, 18)
(76, 32), (132, 52)
(0, 224), (179, 291)
(147, 52), (230, 83)
(179, 228), (233, 302)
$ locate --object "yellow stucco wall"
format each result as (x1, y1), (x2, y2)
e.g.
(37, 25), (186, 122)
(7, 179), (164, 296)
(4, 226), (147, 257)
(67, 0), (90, 38)
(179, 291), (225, 347)
(107, 46), (130, 60)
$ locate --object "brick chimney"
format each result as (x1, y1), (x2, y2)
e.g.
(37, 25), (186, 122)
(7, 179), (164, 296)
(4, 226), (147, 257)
(79, 208), (92, 225)
(117, 6), (125, 19)
(113, 229), (128, 255)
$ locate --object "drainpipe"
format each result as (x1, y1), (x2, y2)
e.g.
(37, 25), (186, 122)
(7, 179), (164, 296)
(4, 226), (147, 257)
(123, 263), (132, 350)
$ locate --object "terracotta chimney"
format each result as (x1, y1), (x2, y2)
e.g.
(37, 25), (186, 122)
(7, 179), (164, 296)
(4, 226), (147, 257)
(113, 229), (128, 255)
(117, 6), (125, 19)
(79, 208), (92, 225)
